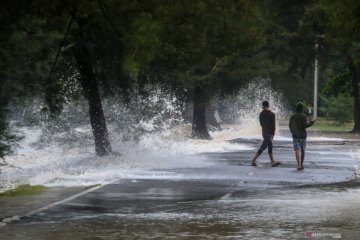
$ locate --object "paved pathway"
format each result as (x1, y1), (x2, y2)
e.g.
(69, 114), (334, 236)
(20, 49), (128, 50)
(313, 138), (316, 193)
(1, 137), (360, 239)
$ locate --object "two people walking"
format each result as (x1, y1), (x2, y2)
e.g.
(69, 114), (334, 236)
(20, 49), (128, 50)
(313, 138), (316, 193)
(251, 101), (315, 170)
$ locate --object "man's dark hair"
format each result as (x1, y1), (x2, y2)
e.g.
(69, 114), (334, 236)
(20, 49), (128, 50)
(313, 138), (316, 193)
(262, 100), (269, 108)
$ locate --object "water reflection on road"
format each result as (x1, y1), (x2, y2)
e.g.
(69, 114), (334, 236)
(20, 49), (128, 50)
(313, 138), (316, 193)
(1, 182), (360, 240)
(1, 133), (360, 239)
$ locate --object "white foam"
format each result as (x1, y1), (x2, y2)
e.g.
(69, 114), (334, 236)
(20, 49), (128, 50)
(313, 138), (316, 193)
(0, 83), (350, 190)
(307, 136), (345, 141)
(1, 123), (257, 189)
(1, 119), (352, 190)
(13, 127), (43, 154)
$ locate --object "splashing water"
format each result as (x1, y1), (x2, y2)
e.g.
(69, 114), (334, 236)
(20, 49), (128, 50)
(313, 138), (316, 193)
(216, 79), (286, 139)
(1, 87), (190, 190)
(1, 80), (347, 191)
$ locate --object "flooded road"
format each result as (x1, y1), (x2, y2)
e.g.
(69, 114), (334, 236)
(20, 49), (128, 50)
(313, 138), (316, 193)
(1, 182), (359, 239)
(1, 135), (360, 239)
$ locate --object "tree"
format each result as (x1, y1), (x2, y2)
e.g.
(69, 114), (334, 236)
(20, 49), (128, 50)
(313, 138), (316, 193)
(0, 0), (131, 156)
(320, 94), (353, 124)
(261, 0), (329, 105)
(0, 0), (66, 157)
(72, 29), (112, 156)
(141, 0), (268, 139)
(61, 0), (114, 156)
(318, 0), (360, 132)
(0, 96), (17, 159)
(322, 72), (352, 97)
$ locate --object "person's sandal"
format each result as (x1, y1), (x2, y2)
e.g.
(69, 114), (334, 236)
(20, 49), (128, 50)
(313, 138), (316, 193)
(271, 162), (281, 167)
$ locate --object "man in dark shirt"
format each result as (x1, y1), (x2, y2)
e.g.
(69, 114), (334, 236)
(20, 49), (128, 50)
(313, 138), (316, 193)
(289, 102), (315, 170)
(251, 101), (280, 167)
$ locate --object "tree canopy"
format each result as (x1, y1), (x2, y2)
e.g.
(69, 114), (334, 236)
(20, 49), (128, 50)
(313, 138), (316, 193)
(1, 0), (360, 157)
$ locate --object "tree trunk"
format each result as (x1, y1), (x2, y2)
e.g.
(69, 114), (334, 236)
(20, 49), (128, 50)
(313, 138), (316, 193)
(192, 86), (211, 139)
(347, 56), (360, 133)
(73, 43), (112, 156)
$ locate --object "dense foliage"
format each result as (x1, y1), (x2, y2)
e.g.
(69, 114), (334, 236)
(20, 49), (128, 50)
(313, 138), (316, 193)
(1, 0), (359, 157)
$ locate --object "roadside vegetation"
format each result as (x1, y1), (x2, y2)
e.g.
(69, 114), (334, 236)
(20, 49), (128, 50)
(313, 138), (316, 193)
(1, 0), (359, 158)
(311, 117), (354, 132)
(0, 184), (48, 199)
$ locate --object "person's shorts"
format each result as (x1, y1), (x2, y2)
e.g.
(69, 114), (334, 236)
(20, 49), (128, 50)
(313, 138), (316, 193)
(293, 139), (306, 151)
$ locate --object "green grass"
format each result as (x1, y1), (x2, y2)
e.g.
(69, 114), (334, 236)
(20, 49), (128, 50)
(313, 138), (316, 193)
(85, 184), (100, 190)
(0, 184), (48, 199)
(312, 117), (353, 131)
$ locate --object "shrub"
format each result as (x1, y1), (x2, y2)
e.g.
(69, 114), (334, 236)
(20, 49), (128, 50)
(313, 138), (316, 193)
(320, 94), (353, 124)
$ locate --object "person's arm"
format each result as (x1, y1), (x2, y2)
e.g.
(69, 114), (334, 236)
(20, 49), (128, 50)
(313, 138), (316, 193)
(259, 113), (263, 127)
(271, 113), (276, 135)
(308, 119), (316, 127)
(302, 114), (315, 128)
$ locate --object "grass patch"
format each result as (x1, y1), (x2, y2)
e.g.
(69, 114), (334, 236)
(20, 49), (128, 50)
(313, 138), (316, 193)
(85, 184), (100, 190)
(312, 117), (353, 131)
(0, 184), (48, 199)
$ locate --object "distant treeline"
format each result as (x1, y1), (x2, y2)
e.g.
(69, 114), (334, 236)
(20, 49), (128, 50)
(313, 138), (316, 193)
(0, 0), (359, 157)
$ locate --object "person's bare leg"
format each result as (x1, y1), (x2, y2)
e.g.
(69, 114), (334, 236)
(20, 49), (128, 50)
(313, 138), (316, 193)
(268, 153), (278, 166)
(251, 153), (261, 166)
(300, 150), (305, 169)
(295, 149), (301, 170)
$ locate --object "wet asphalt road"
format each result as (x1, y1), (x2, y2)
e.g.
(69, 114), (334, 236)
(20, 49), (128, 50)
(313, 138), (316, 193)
(1, 137), (360, 240)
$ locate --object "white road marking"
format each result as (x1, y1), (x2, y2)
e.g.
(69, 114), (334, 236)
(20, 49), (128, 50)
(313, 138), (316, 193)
(0, 183), (109, 226)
